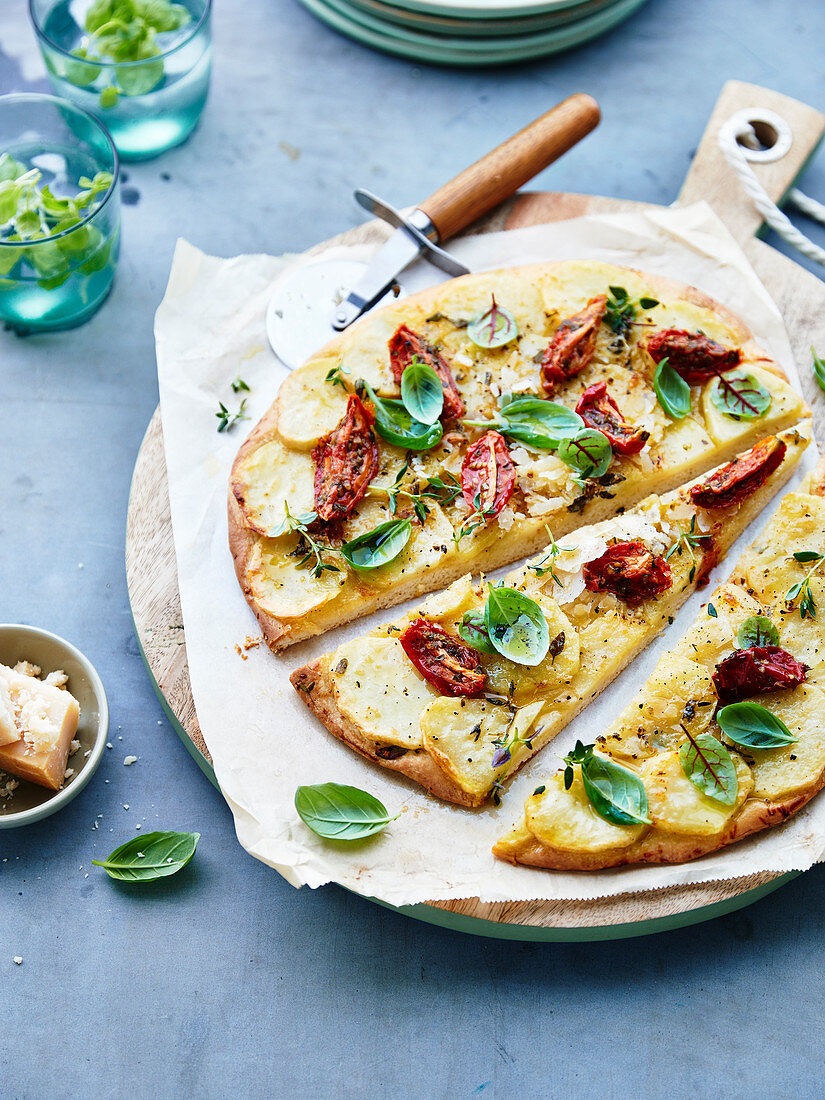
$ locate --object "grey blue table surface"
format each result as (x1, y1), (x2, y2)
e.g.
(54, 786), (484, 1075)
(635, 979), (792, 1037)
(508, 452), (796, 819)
(3, 1), (825, 1096)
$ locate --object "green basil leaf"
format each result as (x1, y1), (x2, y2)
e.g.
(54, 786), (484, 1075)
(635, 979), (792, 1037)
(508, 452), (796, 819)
(458, 610), (498, 654)
(607, 285), (628, 303)
(294, 782), (398, 840)
(709, 369), (771, 420)
(638, 297), (660, 310)
(340, 517), (411, 571)
(400, 359), (443, 425)
(811, 347), (825, 395)
(793, 550), (824, 563)
(737, 615), (779, 649)
(360, 380), (442, 451)
(467, 297), (519, 349)
(92, 830), (199, 882)
(496, 395), (583, 450)
(679, 732), (738, 805)
(717, 701), (798, 749)
(580, 753), (650, 826)
(484, 585), (549, 666)
(653, 357), (691, 420)
(555, 428), (613, 479)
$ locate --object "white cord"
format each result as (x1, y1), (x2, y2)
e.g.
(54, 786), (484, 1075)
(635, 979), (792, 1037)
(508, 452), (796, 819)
(718, 117), (825, 268)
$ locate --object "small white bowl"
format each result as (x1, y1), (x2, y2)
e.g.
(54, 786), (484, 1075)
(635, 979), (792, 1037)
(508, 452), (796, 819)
(0, 624), (109, 827)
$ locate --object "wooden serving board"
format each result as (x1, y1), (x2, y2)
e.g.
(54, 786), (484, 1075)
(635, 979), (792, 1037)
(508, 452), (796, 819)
(127, 82), (825, 938)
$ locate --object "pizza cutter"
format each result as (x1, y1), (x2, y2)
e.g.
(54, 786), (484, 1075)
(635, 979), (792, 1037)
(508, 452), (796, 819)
(266, 93), (600, 370)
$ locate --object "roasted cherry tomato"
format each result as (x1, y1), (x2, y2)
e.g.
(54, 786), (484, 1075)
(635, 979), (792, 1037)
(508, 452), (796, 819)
(689, 436), (786, 510)
(540, 295), (607, 394)
(713, 645), (806, 704)
(460, 430), (516, 517)
(312, 394), (379, 523)
(583, 540), (672, 606)
(399, 619), (486, 697)
(645, 329), (741, 384)
(575, 382), (649, 456)
(389, 324), (464, 419)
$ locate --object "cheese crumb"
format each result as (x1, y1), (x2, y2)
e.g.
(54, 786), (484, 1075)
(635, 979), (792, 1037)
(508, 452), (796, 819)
(13, 956), (22, 965)
(123, 755), (137, 766)
(70, 740), (81, 755)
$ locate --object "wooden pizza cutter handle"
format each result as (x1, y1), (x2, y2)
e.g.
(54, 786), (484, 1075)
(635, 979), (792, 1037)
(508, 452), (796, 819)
(418, 93), (601, 243)
(678, 80), (825, 248)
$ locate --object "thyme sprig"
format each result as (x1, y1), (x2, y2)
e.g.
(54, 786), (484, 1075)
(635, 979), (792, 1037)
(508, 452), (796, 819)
(216, 398), (249, 433)
(273, 503), (341, 579)
(605, 285), (659, 336)
(784, 550), (825, 620)
(325, 364), (351, 391)
(812, 347), (825, 394)
(665, 514), (712, 583)
(370, 459), (462, 524)
(528, 529), (578, 585)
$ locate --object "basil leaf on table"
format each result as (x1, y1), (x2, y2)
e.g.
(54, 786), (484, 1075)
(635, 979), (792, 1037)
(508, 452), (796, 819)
(717, 701), (798, 749)
(564, 742), (650, 826)
(811, 347), (825, 394)
(467, 297), (519, 349)
(92, 831), (200, 882)
(359, 380), (442, 450)
(458, 609), (498, 654)
(400, 359), (443, 425)
(653, 356), (691, 420)
(709, 369), (771, 419)
(679, 731), (738, 805)
(294, 783), (398, 840)
(340, 517), (412, 571)
(484, 585), (549, 666)
(555, 428), (613, 479)
(737, 615), (780, 649)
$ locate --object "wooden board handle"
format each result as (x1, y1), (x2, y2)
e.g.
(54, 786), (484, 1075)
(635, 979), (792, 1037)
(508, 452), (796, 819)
(678, 80), (825, 247)
(418, 94), (600, 242)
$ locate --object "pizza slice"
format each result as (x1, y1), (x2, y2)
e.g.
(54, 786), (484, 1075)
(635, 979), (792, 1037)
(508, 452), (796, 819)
(493, 453), (825, 870)
(292, 425), (809, 807)
(230, 260), (807, 651)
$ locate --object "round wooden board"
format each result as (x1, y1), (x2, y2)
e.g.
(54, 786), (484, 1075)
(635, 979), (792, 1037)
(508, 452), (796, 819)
(126, 83), (825, 936)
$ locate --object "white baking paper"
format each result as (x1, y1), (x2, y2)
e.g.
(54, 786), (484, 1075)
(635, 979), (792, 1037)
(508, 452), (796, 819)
(155, 202), (822, 905)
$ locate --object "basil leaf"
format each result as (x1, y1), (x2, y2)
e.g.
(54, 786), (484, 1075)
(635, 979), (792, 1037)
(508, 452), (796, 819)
(709, 369), (771, 420)
(737, 615), (779, 649)
(496, 395), (583, 450)
(638, 297), (660, 310)
(679, 732), (738, 805)
(458, 610), (498, 654)
(360, 380), (442, 451)
(793, 550), (824, 563)
(484, 586), (549, 666)
(294, 782), (398, 840)
(811, 347), (825, 395)
(555, 428), (613, 479)
(580, 753), (651, 826)
(467, 297), (519, 349)
(92, 831), (199, 882)
(653, 357), (691, 419)
(340, 518), (411, 571)
(400, 359), (443, 425)
(717, 701), (798, 749)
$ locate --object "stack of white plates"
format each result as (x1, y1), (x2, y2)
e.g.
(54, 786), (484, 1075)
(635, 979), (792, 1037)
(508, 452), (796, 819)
(295, 0), (651, 65)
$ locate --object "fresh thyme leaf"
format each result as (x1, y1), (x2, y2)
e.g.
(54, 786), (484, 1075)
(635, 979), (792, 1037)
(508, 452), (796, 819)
(783, 551), (824, 619)
(653, 356), (691, 420)
(270, 502), (340, 578)
(92, 831), (199, 882)
(215, 397), (248, 432)
(793, 550), (824, 563)
(294, 782), (398, 841)
(528, 530), (576, 583)
(604, 286), (659, 335)
(491, 711), (537, 770)
(231, 376), (250, 394)
(709, 369), (771, 420)
(664, 514), (711, 583)
(811, 347), (825, 394)
(325, 364), (350, 391)
(678, 724), (738, 805)
(717, 702), (797, 750)
(707, 603), (718, 618)
(737, 616), (779, 649)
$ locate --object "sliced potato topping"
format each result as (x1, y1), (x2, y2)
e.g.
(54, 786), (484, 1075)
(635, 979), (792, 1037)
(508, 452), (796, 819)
(328, 637), (438, 749)
(525, 768), (647, 853)
(483, 600), (579, 706)
(745, 684), (825, 800)
(275, 358), (349, 451)
(234, 441), (316, 535)
(700, 364), (803, 447)
(247, 536), (344, 619)
(641, 749), (752, 837)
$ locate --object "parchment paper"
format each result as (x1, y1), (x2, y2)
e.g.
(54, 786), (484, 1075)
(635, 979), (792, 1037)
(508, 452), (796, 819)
(155, 202), (823, 905)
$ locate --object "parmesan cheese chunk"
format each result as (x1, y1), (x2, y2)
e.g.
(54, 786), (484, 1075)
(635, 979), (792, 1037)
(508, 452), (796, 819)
(0, 664), (80, 790)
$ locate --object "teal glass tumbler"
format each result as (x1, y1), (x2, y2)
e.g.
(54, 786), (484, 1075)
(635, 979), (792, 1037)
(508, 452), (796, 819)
(0, 93), (120, 334)
(30, 0), (212, 162)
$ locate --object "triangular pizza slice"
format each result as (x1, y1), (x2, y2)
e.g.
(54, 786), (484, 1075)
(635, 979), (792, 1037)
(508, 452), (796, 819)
(292, 425), (810, 807)
(230, 261), (807, 650)
(494, 451), (825, 870)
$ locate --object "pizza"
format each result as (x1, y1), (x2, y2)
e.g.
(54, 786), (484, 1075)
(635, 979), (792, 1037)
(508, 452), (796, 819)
(229, 260), (807, 651)
(291, 425), (810, 807)
(493, 457), (825, 870)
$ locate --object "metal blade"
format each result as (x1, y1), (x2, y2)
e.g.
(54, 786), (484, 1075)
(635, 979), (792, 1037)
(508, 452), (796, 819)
(331, 226), (424, 330)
